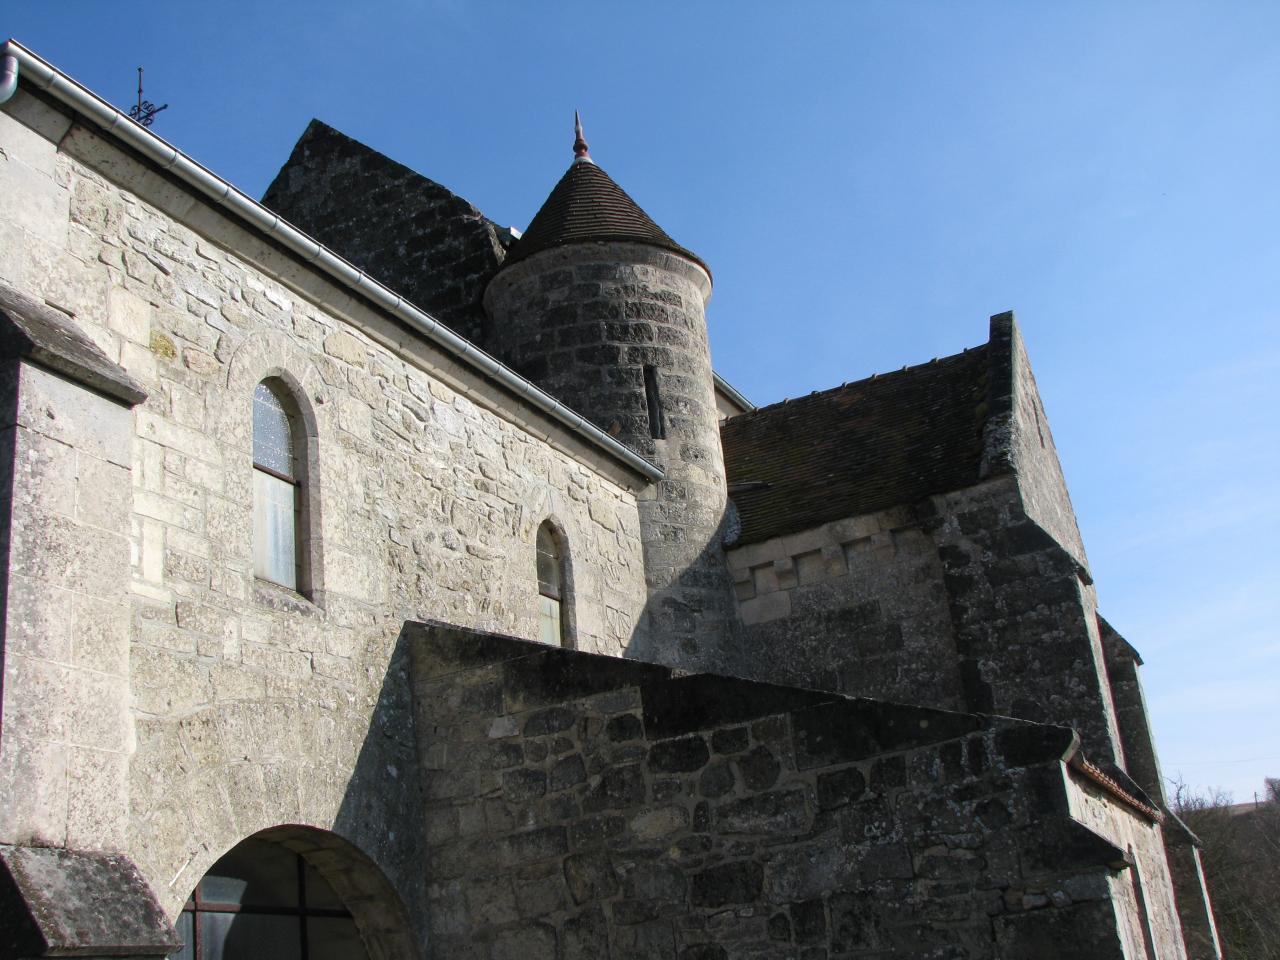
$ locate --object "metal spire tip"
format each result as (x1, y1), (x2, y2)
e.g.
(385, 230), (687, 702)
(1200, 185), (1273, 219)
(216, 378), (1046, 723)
(573, 110), (592, 162)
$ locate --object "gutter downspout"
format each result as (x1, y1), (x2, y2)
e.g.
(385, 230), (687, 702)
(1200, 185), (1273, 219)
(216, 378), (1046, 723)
(0, 52), (17, 104)
(0, 39), (664, 485)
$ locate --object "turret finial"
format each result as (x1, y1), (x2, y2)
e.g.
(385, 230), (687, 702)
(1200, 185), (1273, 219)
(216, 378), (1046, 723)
(573, 110), (592, 162)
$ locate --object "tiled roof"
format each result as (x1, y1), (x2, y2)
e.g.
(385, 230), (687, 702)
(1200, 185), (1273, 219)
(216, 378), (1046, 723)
(503, 160), (709, 275)
(721, 346), (994, 546)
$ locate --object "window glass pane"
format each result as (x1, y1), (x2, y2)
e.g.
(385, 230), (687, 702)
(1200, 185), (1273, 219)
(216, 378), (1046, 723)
(173, 910), (195, 960)
(302, 862), (344, 911)
(536, 526), (561, 597)
(254, 470), (297, 589)
(253, 382), (295, 478)
(307, 917), (371, 960)
(199, 839), (299, 907)
(539, 595), (562, 646)
(200, 912), (301, 960)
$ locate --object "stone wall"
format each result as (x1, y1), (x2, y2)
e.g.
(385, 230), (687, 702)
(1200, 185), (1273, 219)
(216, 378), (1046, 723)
(928, 477), (1125, 765)
(723, 504), (963, 710)
(1100, 620), (1164, 805)
(718, 474), (1124, 769)
(0, 90), (654, 951)
(980, 312), (1088, 570)
(410, 621), (1164, 960)
(485, 244), (739, 669)
(0, 359), (136, 854)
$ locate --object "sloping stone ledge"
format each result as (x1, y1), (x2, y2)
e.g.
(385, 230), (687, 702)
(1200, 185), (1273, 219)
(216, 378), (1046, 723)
(0, 844), (178, 959)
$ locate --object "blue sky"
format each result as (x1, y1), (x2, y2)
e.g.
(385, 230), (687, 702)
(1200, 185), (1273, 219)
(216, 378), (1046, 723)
(8, 1), (1277, 801)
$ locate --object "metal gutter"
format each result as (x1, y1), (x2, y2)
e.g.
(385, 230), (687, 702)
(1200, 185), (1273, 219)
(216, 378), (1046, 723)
(0, 39), (664, 484)
(712, 371), (754, 413)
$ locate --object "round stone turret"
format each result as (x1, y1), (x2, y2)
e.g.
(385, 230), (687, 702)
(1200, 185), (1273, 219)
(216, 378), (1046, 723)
(484, 121), (737, 666)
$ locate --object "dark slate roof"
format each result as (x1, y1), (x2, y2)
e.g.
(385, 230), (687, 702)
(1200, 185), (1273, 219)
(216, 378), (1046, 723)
(721, 345), (994, 546)
(503, 160), (709, 276)
(262, 121), (506, 346)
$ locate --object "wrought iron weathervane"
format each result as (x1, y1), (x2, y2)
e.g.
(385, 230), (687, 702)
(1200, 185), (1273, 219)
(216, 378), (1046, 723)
(127, 66), (168, 127)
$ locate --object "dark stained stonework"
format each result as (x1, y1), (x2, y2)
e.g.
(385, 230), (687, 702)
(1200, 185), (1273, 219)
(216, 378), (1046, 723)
(407, 621), (1154, 960)
(262, 120), (507, 345)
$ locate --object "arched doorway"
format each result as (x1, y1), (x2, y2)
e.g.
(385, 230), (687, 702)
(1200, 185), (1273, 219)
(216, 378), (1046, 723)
(173, 827), (417, 960)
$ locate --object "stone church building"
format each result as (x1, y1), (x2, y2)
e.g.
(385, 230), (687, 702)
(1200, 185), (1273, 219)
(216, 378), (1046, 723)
(0, 40), (1223, 959)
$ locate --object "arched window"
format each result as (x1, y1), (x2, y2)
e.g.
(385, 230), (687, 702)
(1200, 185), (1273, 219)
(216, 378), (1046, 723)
(175, 837), (370, 960)
(537, 522), (570, 648)
(253, 379), (304, 591)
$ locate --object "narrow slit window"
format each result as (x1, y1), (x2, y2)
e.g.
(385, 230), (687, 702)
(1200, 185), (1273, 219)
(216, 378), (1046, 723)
(253, 380), (302, 591)
(537, 523), (568, 647)
(643, 364), (665, 440)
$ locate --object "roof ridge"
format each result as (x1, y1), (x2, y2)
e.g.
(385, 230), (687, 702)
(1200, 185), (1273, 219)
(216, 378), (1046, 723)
(736, 343), (988, 420)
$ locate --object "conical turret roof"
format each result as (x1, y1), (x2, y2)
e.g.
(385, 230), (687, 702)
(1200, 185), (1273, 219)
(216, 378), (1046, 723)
(502, 118), (709, 277)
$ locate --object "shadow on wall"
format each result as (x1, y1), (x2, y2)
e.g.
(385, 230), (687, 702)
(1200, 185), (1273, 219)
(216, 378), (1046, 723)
(332, 628), (430, 959)
(329, 503), (740, 958)
(620, 502), (740, 674)
(0, 368), (15, 723)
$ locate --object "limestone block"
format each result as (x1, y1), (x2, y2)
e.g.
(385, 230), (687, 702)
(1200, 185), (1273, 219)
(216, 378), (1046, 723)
(11, 427), (76, 519)
(337, 394), (373, 440)
(133, 489), (203, 534)
(76, 453), (131, 532)
(119, 339), (158, 382)
(325, 547), (387, 605)
(71, 594), (130, 676)
(781, 526), (836, 559)
(324, 330), (367, 366)
(65, 746), (129, 851)
(751, 564), (780, 595)
(830, 514), (880, 542)
(0, 130), (69, 246)
(2, 653), (70, 742)
(4, 575), (73, 663)
(65, 669), (131, 753)
(107, 285), (154, 345)
(136, 408), (220, 464)
(0, 734), (67, 844)
(137, 516), (165, 582)
(31, 248), (111, 324)
(0, 104), (65, 177)
(17, 363), (134, 467)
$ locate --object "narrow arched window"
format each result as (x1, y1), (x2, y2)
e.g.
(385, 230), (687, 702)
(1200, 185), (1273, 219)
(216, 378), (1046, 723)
(253, 379), (303, 591)
(537, 522), (568, 647)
